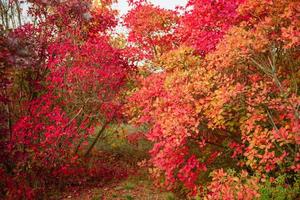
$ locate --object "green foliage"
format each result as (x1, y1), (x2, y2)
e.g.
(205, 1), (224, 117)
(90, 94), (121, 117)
(123, 182), (136, 190)
(259, 174), (300, 200)
(95, 124), (151, 166)
(165, 192), (176, 200)
(92, 194), (102, 200)
(124, 195), (134, 200)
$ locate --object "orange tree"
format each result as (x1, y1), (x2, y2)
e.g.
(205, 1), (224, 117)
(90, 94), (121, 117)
(125, 0), (300, 198)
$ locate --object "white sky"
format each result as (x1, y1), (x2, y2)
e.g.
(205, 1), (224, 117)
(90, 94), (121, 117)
(113, 0), (188, 16)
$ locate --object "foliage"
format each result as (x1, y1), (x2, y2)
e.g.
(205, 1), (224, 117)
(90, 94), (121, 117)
(95, 124), (151, 166)
(0, 0), (131, 199)
(124, 0), (179, 61)
(205, 169), (260, 200)
(1, 0), (299, 199)
(125, 0), (300, 198)
(259, 174), (300, 200)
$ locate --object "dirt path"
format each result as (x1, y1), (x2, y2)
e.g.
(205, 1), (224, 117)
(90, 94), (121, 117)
(61, 174), (176, 200)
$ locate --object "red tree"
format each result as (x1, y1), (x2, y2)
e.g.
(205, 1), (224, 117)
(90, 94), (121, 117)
(0, 0), (131, 198)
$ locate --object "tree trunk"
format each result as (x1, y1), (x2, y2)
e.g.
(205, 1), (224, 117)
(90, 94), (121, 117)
(84, 121), (109, 157)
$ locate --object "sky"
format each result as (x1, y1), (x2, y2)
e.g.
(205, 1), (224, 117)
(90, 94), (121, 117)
(113, 0), (188, 16)
(18, 0), (188, 31)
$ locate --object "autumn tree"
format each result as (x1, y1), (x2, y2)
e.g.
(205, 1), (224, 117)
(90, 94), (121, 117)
(0, 0), (131, 198)
(124, 0), (179, 63)
(126, 0), (300, 198)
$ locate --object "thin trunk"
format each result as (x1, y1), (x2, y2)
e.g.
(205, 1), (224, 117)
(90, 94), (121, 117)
(5, 10), (8, 29)
(6, 103), (12, 140)
(14, 0), (21, 26)
(74, 139), (83, 155)
(84, 121), (109, 157)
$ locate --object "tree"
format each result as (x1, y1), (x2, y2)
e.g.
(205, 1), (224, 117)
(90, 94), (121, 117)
(124, 1), (179, 61)
(126, 0), (300, 197)
(0, 0), (131, 198)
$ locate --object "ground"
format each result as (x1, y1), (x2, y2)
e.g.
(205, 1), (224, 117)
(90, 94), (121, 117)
(61, 171), (176, 200)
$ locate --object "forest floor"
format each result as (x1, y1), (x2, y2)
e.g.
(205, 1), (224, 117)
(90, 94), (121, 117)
(54, 134), (177, 200)
(60, 172), (176, 200)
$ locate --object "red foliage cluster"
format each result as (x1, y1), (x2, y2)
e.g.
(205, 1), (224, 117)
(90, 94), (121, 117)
(0, 0), (131, 199)
(124, 1), (179, 60)
(178, 0), (245, 55)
